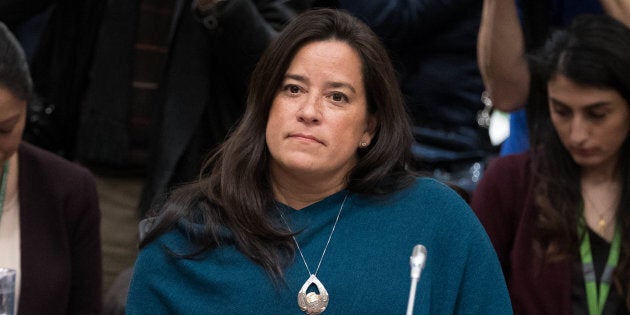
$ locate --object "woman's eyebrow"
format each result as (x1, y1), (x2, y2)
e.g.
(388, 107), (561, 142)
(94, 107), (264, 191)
(549, 97), (611, 109)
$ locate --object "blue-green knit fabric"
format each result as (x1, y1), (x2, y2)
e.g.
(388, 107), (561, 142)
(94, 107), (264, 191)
(127, 178), (511, 314)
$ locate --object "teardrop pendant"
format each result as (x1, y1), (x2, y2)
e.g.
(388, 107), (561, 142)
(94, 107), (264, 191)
(297, 275), (329, 315)
(598, 216), (606, 235)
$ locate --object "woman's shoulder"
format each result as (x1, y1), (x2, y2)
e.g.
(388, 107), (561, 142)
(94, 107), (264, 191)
(18, 142), (99, 217)
(19, 142), (95, 182)
(484, 151), (532, 178)
(475, 151), (533, 196)
(471, 151), (534, 225)
(353, 176), (473, 226)
(397, 176), (470, 208)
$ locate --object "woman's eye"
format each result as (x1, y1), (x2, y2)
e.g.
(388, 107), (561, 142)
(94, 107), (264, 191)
(555, 110), (570, 117)
(0, 125), (15, 134)
(331, 92), (348, 103)
(551, 106), (570, 118)
(286, 85), (300, 94)
(587, 111), (606, 120)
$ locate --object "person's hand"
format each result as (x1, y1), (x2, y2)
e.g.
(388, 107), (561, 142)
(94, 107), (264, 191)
(600, 0), (630, 27)
(193, 0), (228, 29)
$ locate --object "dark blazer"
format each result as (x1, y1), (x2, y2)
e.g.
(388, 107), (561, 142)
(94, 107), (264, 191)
(17, 142), (102, 314)
(138, 0), (312, 214)
(339, 0), (493, 165)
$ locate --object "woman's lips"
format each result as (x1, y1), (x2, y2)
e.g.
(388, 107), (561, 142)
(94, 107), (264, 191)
(571, 147), (596, 157)
(289, 133), (324, 145)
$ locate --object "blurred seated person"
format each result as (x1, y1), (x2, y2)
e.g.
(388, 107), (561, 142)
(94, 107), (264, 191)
(126, 8), (510, 314)
(472, 15), (630, 314)
(0, 22), (102, 314)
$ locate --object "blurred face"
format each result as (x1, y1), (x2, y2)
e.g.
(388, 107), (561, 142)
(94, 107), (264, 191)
(0, 86), (26, 165)
(548, 74), (630, 173)
(266, 40), (376, 183)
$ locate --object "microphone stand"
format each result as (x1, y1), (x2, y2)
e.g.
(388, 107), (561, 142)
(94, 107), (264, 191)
(406, 245), (427, 315)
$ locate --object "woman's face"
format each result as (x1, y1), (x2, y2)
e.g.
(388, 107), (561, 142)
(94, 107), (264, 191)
(266, 40), (376, 183)
(0, 86), (26, 165)
(548, 74), (630, 173)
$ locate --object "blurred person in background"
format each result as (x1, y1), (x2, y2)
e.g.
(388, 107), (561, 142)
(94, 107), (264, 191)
(472, 15), (630, 314)
(0, 22), (102, 315)
(136, 0), (333, 215)
(339, 0), (497, 196)
(478, 0), (630, 156)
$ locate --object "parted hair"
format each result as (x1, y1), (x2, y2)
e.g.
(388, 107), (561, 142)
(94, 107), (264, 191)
(0, 22), (32, 101)
(528, 15), (630, 304)
(141, 8), (417, 281)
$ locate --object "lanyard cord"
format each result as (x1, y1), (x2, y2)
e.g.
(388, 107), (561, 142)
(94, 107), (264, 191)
(0, 161), (9, 225)
(578, 219), (622, 315)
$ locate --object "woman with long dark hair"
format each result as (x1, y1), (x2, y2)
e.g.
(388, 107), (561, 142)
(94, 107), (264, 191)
(472, 14), (630, 314)
(127, 9), (510, 314)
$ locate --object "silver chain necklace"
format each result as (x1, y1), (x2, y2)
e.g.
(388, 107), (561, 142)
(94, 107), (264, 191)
(279, 193), (349, 315)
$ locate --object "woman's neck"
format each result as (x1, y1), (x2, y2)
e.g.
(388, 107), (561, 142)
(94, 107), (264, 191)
(270, 170), (346, 210)
(581, 172), (621, 242)
(581, 163), (618, 185)
(2, 153), (19, 207)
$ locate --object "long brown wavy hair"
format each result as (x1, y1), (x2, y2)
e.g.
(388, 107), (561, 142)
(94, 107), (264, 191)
(528, 15), (630, 304)
(140, 8), (417, 282)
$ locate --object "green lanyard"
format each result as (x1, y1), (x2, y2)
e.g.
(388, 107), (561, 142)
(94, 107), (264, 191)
(0, 161), (8, 225)
(578, 220), (622, 315)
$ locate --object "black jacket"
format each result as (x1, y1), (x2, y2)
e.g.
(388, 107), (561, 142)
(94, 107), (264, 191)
(138, 0), (315, 214)
(340, 0), (494, 166)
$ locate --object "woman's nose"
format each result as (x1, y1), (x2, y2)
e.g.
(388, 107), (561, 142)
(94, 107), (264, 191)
(569, 116), (589, 145)
(297, 94), (322, 123)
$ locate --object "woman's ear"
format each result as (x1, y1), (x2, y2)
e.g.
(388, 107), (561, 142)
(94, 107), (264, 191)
(365, 114), (377, 140)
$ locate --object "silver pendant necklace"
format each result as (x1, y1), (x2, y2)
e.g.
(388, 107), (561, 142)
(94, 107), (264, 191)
(279, 193), (349, 315)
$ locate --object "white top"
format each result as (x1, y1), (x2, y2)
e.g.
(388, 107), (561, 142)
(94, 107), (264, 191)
(0, 153), (21, 312)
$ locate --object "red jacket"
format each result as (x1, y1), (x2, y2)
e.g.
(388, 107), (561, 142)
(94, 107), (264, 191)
(471, 152), (572, 314)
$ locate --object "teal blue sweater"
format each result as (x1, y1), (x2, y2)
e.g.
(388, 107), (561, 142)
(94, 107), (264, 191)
(127, 178), (511, 314)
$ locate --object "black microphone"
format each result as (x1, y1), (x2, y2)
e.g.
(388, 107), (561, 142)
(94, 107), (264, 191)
(406, 244), (427, 315)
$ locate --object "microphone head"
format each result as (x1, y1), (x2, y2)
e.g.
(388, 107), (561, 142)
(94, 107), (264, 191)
(412, 244), (427, 259)
(410, 244), (427, 279)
